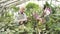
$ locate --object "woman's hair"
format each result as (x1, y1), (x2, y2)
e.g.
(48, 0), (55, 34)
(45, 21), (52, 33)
(43, 5), (46, 10)
(43, 4), (50, 10)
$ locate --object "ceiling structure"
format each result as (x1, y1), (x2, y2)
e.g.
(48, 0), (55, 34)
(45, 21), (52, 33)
(0, 0), (60, 7)
(0, 0), (60, 10)
(0, 0), (30, 7)
(0, 0), (30, 12)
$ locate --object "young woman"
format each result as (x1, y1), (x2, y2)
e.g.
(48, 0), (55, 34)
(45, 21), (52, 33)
(42, 5), (51, 21)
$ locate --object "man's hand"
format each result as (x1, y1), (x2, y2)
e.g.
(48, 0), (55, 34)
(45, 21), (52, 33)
(18, 19), (27, 25)
(19, 21), (23, 25)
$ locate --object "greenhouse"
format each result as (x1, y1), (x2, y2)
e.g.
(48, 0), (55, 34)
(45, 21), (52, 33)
(0, 0), (60, 34)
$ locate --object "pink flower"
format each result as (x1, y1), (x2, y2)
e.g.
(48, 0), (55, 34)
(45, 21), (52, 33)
(32, 12), (39, 19)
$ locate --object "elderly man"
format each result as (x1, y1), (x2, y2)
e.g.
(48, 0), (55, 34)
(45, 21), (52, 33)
(15, 7), (27, 25)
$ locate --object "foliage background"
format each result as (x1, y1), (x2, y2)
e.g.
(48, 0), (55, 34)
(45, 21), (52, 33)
(0, 2), (60, 34)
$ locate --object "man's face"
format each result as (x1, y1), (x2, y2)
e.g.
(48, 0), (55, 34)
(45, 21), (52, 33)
(20, 7), (25, 13)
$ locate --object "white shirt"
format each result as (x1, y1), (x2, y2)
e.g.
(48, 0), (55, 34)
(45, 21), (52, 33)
(14, 12), (27, 23)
